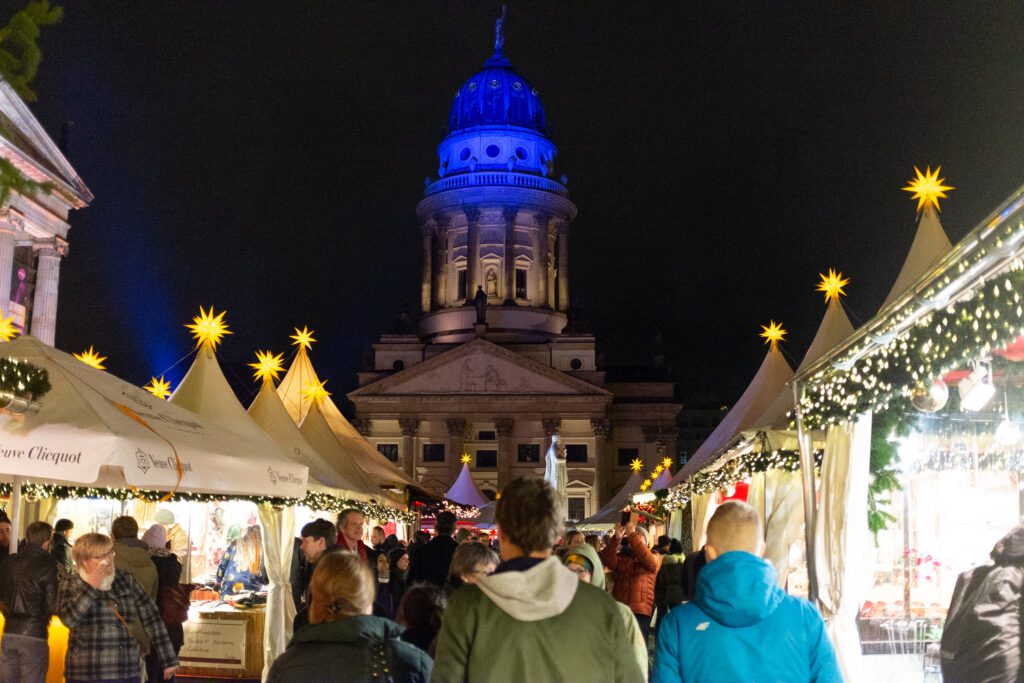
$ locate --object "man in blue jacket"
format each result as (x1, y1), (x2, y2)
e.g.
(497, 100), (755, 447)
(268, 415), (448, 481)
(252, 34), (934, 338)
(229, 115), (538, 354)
(653, 501), (841, 683)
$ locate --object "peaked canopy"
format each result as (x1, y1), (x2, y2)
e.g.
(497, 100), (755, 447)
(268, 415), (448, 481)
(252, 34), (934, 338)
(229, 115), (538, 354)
(0, 336), (307, 498)
(880, 206), (953, 310)
(669, 346), (793, 486)
(580, 468), (645, 527)
(248, 381), (375, 500)
(445, 463), (489, 508)
(649, 467), (671, 491)
(755, 298), (856, 429)
(278, 346), (416, 490)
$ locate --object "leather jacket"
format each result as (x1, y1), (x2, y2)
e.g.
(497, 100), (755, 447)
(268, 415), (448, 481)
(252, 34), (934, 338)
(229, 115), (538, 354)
(0, 544), (58, 638)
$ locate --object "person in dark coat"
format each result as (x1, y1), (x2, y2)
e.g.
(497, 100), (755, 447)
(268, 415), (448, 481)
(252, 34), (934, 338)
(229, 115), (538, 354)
(375, 548), (409, 620)
(294, 518), (340, 631)
(267, 552), (431, 683)
(143, 523), (188, 683)
(941, 524), (1024, 683)
(395, 583), (447, 656)
(654, 538), (686, 630)
(50, 518), (75, 574)
(407, 512), (458, 587)
(680, 544), (708, 602)
(0, 522), (57, 683)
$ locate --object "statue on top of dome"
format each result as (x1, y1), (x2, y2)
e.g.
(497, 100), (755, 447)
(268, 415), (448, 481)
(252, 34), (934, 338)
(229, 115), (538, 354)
(495, 5), (507, 53)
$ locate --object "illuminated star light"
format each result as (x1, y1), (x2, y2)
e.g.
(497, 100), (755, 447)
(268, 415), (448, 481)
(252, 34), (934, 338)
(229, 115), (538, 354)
(144, 376), (172, 400)
(816, 269), (850, 303)
(759, 320), (787, 350)
(291, 326), (316, 350)
(0, 314), (18, 341)
(460, 453), (472, 465)
(629, 458), (644, 472)
(186, 306), (231, 350)
(902, 165), (954, 213)
(639, 479), (652, 492)
(662, 457), (673, 469)
(73, 346), (107, 370)
(301, 378), (331, 404)
(249, 350), (285, 383)
(653, 464), (664, 475)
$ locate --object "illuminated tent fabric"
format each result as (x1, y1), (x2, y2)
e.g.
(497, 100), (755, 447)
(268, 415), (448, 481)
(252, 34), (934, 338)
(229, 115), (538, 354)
(248, 381), (376, 500)
(579, 468), (644, 528)
(278, 346), (416, 489)
(445, 463), (489, 508)
(474, 502), (496, 529)
(753, 298), (856, 429)
(668, 347), (793, 487)
(649, 467), (671, 491)
(880, 205), (953, 310)
(298, 401), (401, 506)
(0, 336), (307, 498)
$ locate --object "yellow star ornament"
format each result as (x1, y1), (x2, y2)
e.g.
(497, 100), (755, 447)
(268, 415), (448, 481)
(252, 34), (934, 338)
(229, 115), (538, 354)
(0, 314), (18, 341)
(291, 326), (316, 350)
(759, 320), (787, 350)
(902, 165), (954, 213)
(144, 376), (172, 400)
(73, 346), (107, 370)
(639, 479), (651, 492)
(186, 306), (231, 350)
(816, 269), (850, 303)
(250, 350), (285, 383)
(629, 458), (644, 472)
(662, 457), (673, 469)
(301, 378), (331, 404)
(460, 453), (472, 465)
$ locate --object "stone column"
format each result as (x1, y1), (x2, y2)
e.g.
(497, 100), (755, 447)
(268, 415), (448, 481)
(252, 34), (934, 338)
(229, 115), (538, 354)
(400, 419), (420, 479)
(0, 211), (21, 318)
(446, 418), (467, 484)
(541, 418), (561, 460)
(421, 228), (433, 313)
(351, 419), (372, 437)
(502, 208), (517, 304)
(591, 418), (612, 508)
(532, 213), (550, 309)
(432, 213), (450, 308)
(546, 226), (557, 309)
(30, 237), (67, 346)
(556, 225), (570, 312)
(495, 418), (514, 490)
(465, 207), (482, 301)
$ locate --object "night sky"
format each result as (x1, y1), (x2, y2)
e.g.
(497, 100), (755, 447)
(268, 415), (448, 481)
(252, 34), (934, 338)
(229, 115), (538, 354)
(25, 2), (1024, 410)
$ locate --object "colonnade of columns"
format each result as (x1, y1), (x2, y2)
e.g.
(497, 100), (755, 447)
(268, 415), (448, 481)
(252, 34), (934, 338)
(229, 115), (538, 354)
(0, 213), (66, 345)
(420, 207), (570, 313)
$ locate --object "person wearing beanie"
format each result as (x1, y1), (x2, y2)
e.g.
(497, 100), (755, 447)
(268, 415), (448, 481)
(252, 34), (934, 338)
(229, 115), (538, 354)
(600, 519), (662, 641)
(155, 509), (192, 583)
(143, 524), (188, 683)
(112, 515), (158, 599)
(563, 542), (648, 678)
(51, 518), (75, 574)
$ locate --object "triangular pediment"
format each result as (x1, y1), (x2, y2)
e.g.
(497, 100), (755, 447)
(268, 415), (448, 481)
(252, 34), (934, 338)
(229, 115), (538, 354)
(350, 338), (611, 398)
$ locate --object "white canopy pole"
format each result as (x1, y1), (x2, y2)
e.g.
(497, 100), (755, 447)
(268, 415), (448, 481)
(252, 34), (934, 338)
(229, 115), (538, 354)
(9, 475), (22, 554)
(792, 381), (818, 604)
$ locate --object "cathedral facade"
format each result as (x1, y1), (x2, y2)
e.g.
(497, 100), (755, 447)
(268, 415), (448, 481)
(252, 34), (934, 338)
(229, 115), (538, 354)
(348, 27), (679, 519)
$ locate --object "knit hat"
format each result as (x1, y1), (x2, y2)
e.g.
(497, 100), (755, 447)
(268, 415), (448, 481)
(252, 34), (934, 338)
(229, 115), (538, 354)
(154, 509), (174, 525)
(562, 541), (605, 590)
(141, 524), (168, 549)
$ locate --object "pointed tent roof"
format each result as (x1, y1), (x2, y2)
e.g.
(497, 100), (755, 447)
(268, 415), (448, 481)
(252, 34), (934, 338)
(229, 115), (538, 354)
(0, 336), (306, 498)
(298, 401), (387, 499)
(278, 346), (416, 489)
(755, 298), (856, 428)
(580, 468), (645, 527)
(248, 380), (375, 499)
(669, 346), (793, 486)
(446, 463), (490, 508)
(880, 206), (953, 310)
(649, 467), (672, 491)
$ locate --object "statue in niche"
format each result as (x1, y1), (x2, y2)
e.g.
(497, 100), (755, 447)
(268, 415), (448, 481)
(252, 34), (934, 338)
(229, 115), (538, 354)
(474, 285), (487, 324)
(544, 434), (568, 521)
(485, 269), (498, 297)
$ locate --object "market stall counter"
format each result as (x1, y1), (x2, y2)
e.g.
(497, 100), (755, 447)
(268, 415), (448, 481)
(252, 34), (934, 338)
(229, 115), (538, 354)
(178, 590), (266, 679)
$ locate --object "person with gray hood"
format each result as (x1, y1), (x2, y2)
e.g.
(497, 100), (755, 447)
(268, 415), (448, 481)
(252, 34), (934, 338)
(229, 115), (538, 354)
(432, 477), (644, 683)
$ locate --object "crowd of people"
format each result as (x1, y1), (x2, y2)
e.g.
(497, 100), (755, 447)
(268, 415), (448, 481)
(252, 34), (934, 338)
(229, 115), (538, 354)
(7, 478), (1020, 681)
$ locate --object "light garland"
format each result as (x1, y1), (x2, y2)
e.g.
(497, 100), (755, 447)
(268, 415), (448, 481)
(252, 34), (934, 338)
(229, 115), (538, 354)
(0, 482), (417, 523)
(0, 357), (50, 399)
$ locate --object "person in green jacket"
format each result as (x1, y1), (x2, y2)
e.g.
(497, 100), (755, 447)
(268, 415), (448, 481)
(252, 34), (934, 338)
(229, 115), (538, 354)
(431, 477), (645, 683)
(267, 551), (432, 683)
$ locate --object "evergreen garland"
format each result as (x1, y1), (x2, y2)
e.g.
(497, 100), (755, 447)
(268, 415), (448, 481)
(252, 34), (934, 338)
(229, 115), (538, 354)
(0, 357), (50, 399)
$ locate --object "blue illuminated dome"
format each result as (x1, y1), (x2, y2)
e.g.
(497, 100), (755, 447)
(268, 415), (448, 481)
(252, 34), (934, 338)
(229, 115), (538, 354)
(448, 52), (547, 135)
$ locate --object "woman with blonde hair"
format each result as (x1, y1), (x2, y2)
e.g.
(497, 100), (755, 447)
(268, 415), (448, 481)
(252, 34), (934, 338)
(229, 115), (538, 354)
(267, 551), (432, 683)
(216, 525), (267, 598)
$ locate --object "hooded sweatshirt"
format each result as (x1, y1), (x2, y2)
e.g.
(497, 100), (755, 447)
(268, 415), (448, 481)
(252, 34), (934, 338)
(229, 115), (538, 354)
(113, 537), (159, 599)
(652, 551), (840, 683)
(432, 556), (645, 683)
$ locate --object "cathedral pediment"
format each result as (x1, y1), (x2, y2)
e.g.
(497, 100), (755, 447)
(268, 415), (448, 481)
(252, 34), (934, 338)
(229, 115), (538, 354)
(350, 338), (610, 398)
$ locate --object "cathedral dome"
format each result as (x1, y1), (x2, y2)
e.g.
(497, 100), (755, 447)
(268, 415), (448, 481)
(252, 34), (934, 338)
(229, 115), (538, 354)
(448, 52), (547, 135)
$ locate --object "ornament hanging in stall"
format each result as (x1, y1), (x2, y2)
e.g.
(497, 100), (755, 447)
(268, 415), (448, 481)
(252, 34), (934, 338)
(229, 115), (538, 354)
(911, 379), (949, 413)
